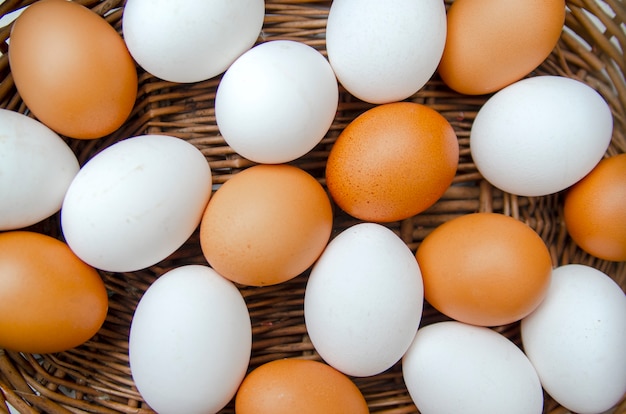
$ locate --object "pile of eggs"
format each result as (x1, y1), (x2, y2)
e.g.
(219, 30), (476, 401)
(0, 0), (625, 413)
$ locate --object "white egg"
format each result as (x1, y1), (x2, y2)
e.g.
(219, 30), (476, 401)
(215, 40), (339, 164)
(129, 265), (252, 414)
(403, 321), (543, 414)
(470, 76), (613, 196)
(304, 222), (423, 377)
(122, 0), (264, 83)
(0, 109), (79, 230)
(326, 0), (447, 104)
(521, 264), (626, 414)
(61, 134), (211, 272)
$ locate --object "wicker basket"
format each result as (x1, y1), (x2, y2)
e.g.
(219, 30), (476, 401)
(1, 0), (625, 413)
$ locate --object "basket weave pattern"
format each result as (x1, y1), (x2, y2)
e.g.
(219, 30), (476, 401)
(1, 0), (625, 413)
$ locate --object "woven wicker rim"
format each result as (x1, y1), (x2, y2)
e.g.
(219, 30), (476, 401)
(1, 0), (625, 413)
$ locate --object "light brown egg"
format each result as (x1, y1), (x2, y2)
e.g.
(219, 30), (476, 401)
(416, 212), (553, 327)
(564, 154), (626, 262)
(0, 231), (108, 354)
(438, 0), (565, 95)
(235, 358), (369, 414)
(200, 164), (333, 286)
(8, 0), (137, 139)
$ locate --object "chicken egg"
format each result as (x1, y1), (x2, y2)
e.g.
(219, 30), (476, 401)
(0, 109), (79, 230)
(563, 154), (626, 261)
(0, 231), (108, 354)
(8, 0), (137, 139)
(416, 212), (552, 327)
(470, 76), (613, 197)
(326, 102), (458, 223)
(61, 135), (212, 272)
(129, 265), (251, 414)
(122, 0), (264, 83)
(326, 0), (447, 104)
(521, 264), (626, 414)
(200, 164), (333, 286)
(304, 222), (423, 377)
(403, 321), (543, 414)
(438, 0), (565, 95)
(235, 359), (369, 414)
(215, 40), (338, 164)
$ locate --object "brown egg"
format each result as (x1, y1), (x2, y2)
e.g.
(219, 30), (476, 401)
(416, 212), (553, 327)
(438, 0), (565, 95)
(564, 154), (626, 262)
(235, 358), (369, 414)
(200, 164), (333, 286)
(8, 0), (137, 139)
(326, 102), (458, 223)
(0, 231), (108, 354)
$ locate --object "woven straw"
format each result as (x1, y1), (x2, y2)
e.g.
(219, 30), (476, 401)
(1, 0), (625, 413)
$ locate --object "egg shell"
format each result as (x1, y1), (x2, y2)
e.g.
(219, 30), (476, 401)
(402, 321), (543, 414)
(470, 76), (613, 197)
(215, 40), (339, 164)
(326, 0), (446, 104)
(61, 135), (212, 272)
(200, 164), (333, 287)
(122, 0), (264, 83)
(235, 358), (369, 414)
(521, 264), (626, 414)
(304, 222), (424, 377)
(325, 102), (459, 222)
(0, 231), (108, 354)
(129, 265), (251, 414)
(438, 0), (565, 95)
(416, 212), (552, 327)
(563, 154), (626, 262)
(0, 109), (79, 230)
(8, 0), (137, 139)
